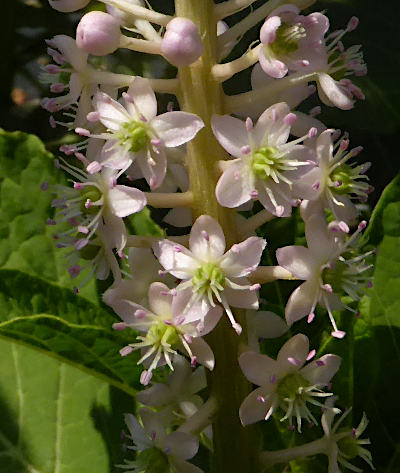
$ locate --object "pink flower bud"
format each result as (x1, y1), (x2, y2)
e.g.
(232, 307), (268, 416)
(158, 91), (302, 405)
(48, 0), (90, 13)
(76, 11), (121, 56)
(161, 17), (203, 67)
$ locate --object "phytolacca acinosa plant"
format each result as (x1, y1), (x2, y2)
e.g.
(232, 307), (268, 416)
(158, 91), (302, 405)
(45, 0), (374, 472)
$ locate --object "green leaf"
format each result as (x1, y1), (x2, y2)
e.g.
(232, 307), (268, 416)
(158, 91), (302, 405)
(0, 269), (142, 395)
(0, 338), (133, 473)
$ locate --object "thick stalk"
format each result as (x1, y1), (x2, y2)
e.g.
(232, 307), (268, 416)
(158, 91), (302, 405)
(174, 1), (260, 472)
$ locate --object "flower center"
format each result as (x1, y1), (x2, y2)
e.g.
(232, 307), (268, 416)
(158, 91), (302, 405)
(277, 371), (311, 403)
(79, 185), (102, 214)
(322, 260), (349, 293)
(337, 431), (360, 459)
(269, 22), (306, 56)
(118, 120), (149, 153)
(145, 321), (180, 349)
(192, 262), (226, 299)
(251, 147), (287, 181)
(330, 164), (355, 195)
(135, 447), (170, 473)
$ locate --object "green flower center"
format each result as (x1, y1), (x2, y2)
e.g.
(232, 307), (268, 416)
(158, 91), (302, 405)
(135, 447), (170, 473)
(330, 164), (354, 195)
(80, 185), (102, 214)
(117, 120), (149, 153)
(192, 262), (225, 298)
(269, 22), (306, 56)
(322, 260), (348, 293)
(276, 372), (311, 403)
(337, 431), (360, 459)
(145, 321), (180, 349)
(328, 50), (347, 81)
(251, 147), (286, 181)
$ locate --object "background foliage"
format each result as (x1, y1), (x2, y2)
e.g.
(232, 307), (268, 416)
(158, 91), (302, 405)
(0, 1), (399, 472)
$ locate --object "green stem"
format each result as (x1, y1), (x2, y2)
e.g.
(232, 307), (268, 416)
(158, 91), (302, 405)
(174, 1), (260, 472)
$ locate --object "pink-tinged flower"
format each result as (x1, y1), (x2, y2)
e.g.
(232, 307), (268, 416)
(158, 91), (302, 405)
(246, 310), (289, 351)
(276, 215), (373, 337)
(232, 63), (316, 120)
(48, 0), (90, 12)
(112, 282), (222, 384)
(295, 129), (371, 225)
(212, 103), (316, 217)
(316, 17), (366, 110)
(119, 409), (203, 473)
(138, 355), (208, 427)
(239, 334), (341, 431)
(153, 215), (266, 334)
(321, 399), (374, 473)
(259, 5), (329, 78)
(41, 35), (93, 127)
(51, 161), (146, 253)
(88, 77), (204, 189)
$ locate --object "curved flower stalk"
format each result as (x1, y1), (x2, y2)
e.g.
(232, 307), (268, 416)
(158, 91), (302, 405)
(321, 400), (374, 473)
(276, 215), (373, 337)
(296, 129), (371, 224)
(153, 215), (266, 335)
(85, 77), (204, 189)
(239, 334), (341, 431)
(110, 281), (222, 384)
(120, 409), (203, 473)
(212, 102), (316, 216)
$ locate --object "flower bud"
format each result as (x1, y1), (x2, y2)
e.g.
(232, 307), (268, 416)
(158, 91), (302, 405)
(161, 17), (203, 67)
(76, 11), (121, 56)
(48, 0), (90, 12)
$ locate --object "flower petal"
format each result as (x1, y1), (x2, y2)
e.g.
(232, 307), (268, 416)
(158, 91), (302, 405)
(277, 333), (309, 370)
(317, 73), (354, 110)
(300, 354), (341, 386)
(260, 16), (281, 44)
(239, 351), (277, 386)
(108, 185), (147, 217)
(258, 48), (288, 79)
(153, 240), (198, 279)
(215, 159), (254, 208)
(285, 279), (319, 325)
(135, 147), (167, 189)
(126, 76), (157, 120)
(189, 215), (226, 262)
(190, 337), (215, 370)
(220, 237), (266, 277)
(124, 413), (151, 450)
(152, 112), (204, 147)
(93, 91), (130, 130)
(239, 386), (275, 425)
(211, 114), (249, 158)
(276, 245), (313, 280)
(148, 282), (174, 317)
(224, 282), (259, 310)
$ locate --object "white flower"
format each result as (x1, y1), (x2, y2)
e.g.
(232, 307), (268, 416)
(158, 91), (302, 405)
(321, 400), (374, 473)
(295, 129), (371, 225)
(41, 35), (94, 127)
(52, 160), (146, 253)
(88, 77), (204, 189)
(276, 215), (373, 337)
(231, 63), (316, 120)
(239, 334), (341, 431)
(246, 310), (288, 351)
(111, 282), (222, 385)
(259, 5), (329, 78)
(119, 409), (203, 473)
(153, 215), (266, 334)
(212, 103), (316, 216)
(138, 355), (208, 428)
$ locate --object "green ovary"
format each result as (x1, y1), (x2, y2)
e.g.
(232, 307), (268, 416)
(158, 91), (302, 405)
(145, 322), (180, 349)
(337, 433), (360, 459)
(330, 164), (354, 195)
(269, 22), (305, 56)
(80, 185), (102, 214)
(322, 261), (348, 293)
(276, 372), (310, 402)
(118, 120), (149, 153)
(192, 263), (225, 296)
(135, 447), (170, 473)
(251, 147), (283, 180)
